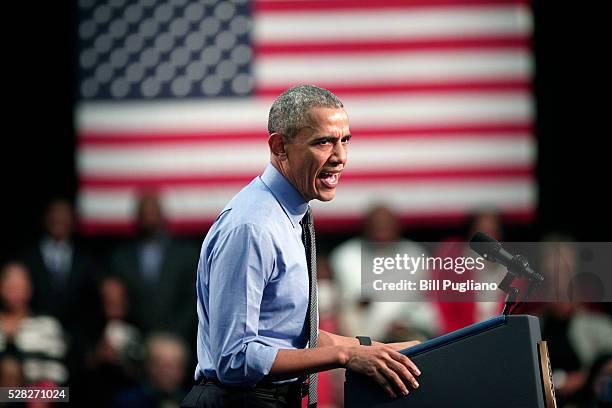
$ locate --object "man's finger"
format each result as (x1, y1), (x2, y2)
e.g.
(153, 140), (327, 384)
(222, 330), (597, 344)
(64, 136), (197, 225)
(373, 372), (397, 398)
(385, 356), (419, 389)
(389, 350), (421, 376)
(380, 365), (410, 396)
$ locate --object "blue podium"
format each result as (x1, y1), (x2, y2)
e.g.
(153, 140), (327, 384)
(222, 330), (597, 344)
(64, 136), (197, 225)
(344, 315), (557, 408)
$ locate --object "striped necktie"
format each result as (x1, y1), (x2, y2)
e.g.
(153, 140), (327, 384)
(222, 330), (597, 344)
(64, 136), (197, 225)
(300, 207), (318, 408)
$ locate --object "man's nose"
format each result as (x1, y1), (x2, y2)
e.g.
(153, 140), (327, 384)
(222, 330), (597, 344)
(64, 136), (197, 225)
(330, 140), (347, 165)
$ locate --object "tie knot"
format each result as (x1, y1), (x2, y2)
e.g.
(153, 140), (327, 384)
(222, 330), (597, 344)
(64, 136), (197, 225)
(301, 207), (313, 227)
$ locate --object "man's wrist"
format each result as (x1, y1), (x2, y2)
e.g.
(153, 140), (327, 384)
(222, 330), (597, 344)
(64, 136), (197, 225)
(336, 345), (350, 367)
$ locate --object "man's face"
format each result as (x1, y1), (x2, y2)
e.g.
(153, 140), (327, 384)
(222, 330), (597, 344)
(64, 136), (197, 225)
(282, 107), (350, 202)
(147, 340), (185, 392)
(45, 201), (73, 241)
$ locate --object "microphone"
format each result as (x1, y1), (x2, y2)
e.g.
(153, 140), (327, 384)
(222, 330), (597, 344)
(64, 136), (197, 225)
(469, 231), (543, 282)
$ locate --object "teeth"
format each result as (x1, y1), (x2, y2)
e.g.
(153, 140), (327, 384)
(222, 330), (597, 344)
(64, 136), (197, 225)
(319, 172), (339, 185)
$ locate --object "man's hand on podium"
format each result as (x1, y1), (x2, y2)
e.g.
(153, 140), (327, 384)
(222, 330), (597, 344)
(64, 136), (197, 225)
(384, 340), (421, 352)
(343, 342), (421, 398)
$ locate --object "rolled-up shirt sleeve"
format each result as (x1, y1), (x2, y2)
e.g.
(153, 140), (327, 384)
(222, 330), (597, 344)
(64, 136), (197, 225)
(207, 223), (279, 385)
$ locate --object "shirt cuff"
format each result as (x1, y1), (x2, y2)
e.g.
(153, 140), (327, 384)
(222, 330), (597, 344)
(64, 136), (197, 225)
(244, 342), (279, 384)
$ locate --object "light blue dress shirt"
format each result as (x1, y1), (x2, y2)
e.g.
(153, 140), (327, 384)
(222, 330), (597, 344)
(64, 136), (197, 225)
(194, 163), (311, 386)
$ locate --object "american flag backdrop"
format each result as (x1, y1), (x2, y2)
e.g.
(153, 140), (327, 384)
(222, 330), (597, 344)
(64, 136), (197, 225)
(75, 0), (536, 234)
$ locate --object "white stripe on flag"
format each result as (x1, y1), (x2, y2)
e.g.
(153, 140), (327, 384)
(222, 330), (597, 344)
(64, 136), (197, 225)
(75, 98), (270, 133)
(79, 179), (536, 222)
(255, 5), (532, 42)
(346, 93), (533, 127)
(76, 93), (533, 134)
(256, 51), (532, 87)
(312, 180), (536, 214)
(77, 137), (535, 176)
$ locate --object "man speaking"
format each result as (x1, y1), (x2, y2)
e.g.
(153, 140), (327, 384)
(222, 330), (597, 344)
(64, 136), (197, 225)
(182, 85), (421, 408)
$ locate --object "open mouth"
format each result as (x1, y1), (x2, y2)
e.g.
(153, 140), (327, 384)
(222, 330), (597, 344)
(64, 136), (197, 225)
(318, 171), (340, 189)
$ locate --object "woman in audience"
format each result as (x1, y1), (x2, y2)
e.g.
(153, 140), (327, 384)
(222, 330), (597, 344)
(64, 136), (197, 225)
(0, 261), (68, 386)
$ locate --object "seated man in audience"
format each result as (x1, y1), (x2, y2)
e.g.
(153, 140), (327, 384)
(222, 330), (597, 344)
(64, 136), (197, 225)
(112, 332), (190, 408)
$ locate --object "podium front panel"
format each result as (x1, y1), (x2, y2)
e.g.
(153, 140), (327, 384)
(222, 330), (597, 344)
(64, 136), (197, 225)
(344, 315), (547, 408)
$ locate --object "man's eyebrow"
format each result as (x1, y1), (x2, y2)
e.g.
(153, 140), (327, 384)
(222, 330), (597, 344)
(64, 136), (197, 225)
(312, 134), (352, 142)
(311, 136), (335, 142)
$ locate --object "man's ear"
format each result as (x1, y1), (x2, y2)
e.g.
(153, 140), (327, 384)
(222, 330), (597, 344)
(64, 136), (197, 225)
(268, 133), (288, 160)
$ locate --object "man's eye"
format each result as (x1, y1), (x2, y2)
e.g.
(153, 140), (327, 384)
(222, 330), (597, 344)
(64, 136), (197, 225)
(342, 137), (351, 143)
(316, 140), (330, 145)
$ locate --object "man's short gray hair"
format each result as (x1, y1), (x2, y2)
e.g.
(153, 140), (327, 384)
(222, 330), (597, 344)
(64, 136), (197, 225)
(145, 331), (190, 363)
(268, 84), (344, 141)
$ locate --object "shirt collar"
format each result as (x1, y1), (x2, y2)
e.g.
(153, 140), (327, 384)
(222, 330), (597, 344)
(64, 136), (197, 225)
(41, 236), (72, 251)
(260, 163), (309, 228)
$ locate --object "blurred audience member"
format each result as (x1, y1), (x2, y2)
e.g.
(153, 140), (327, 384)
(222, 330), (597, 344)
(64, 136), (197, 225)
(316, 255), (343, 408)
(20, 198), (98, 333)
(93, 277), (143, 367)
(0, 355), (23, 387)
(468, 209), (506, 321)
(574, 353), (612, 408)
(538, 237), (580, 303)
(330, 204), (438, 340)
(317, 254), (340, 338)
(0, 355), (25, 408)
(110, 192), (197, 340)
(111, 332), (189, 408)
(434, 209), (506, 333)
(0, 262), (68, 385)
(76, 277), (143, 407)
(536, 239), (612, 405)
(541, 302), (612, 405)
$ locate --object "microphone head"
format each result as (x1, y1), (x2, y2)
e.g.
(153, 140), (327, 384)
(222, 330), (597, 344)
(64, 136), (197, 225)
(469, 231), (500, 260)
(469, 231), (543, 283)
(469, 231), (497, 244)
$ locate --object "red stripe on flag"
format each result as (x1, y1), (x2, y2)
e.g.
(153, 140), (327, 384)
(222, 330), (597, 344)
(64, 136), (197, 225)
(79, 166), (533, 189)
(256, 79), (531, 98)
(254, 0), (529, 12)
(77, 207), (535, 235)
(255, 36), (530, 56)
(78, 130), (267, 146)
(316, 209), (536, 231)
(78, 123), (532, 146)
(78, 221), (138, 236)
